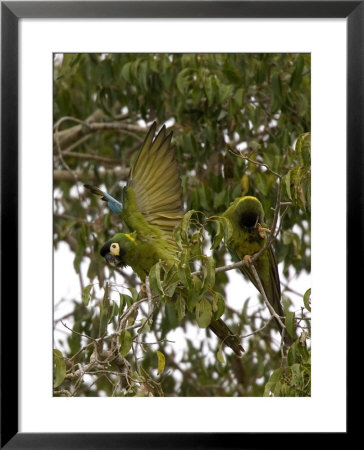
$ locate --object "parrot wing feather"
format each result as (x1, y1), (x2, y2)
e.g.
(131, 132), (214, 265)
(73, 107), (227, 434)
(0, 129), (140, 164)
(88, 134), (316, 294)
(126, 122), (184, 243)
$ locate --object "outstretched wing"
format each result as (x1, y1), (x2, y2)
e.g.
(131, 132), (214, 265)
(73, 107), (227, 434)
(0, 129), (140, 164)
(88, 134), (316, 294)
(125, 122), (184, 242)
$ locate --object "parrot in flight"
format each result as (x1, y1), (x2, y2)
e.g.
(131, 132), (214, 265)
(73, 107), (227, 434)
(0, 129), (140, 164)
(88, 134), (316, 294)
(223, 195), (293, 345)
(85, 122), (244, 355)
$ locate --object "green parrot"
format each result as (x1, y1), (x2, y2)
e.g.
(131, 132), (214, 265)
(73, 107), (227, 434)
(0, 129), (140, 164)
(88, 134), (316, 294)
(85, 122), (244, 355)
(223, 195), (293, 345)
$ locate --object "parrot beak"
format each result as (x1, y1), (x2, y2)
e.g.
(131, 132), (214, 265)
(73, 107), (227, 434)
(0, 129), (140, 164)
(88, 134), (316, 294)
(105, 253), (120, 266)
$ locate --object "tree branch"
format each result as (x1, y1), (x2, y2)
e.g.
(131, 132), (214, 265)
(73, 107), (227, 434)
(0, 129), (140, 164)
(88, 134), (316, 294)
(249, 264), (286, 330)
(53, 167), (129, 183)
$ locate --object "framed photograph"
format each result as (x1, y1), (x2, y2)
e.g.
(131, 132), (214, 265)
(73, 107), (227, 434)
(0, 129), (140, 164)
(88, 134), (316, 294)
(2, 1), (358, 447)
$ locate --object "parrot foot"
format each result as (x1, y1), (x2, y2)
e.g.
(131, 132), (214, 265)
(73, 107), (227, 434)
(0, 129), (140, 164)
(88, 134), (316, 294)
(243, 254), (253, 265)
(257, 223), (271, 239)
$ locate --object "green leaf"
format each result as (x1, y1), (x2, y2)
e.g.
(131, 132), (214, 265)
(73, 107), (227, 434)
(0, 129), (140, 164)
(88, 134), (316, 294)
(255, 172), (268, 196)
(156, 350), (166, 375)
(210, 220), (222, 250)
(82, 284), (93, 306)
(217, 109), (228, 121)
(213, 190), (227, 210)
(137, 318), (150, 334)
(205, 75), (217, 105)
(53, 349), (66, 388)
(290, 54), (304, 89)
(186, 276), (203, 311)
(285, 311), (296, 339)
(163, 265), (180, 298)
(73, 241), (85, 274)
(202, 255), (215, 290)
(99, 284), (110, 337)
(139, 60), (148, 90)
(212, 291), (225, 320)
(219, 216), (233, 243)
(149, 262), (164, 296)
(164, 264), (179, 285)
(296, 133), (311, 167)
(303, 288), (311, 312)
(264, 368), (284, 396)
(233, 87), (245, 108)
(120, 294), (133, 314)
(282, 230), (293, 245)
(164, 281), (179, 299)
(176, 68), (192, 95)
(178, 248), (192, 289)
(283, 170), (292, 200)
(108, 301), (119, 324)
(121, 61), (132, 82)
(195, 297), (212, 328)
(128, 287), (139, 302)
(240, 174), (249, 196)
(211, 216), (233, 250)
(219, 83), (233, 103)
(287, 341), (310, 366)
(176, 293), (186, 321)
(119, 330), (133, 357)
(217, 343), (226, 364)
(180, 210), (197, 244)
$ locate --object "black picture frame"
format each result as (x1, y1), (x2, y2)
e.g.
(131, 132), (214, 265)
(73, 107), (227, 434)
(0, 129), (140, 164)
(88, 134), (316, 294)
(1, 1), (357, 447)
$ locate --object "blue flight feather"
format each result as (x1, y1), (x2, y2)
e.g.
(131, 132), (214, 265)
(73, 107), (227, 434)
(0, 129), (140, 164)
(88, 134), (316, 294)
(84, 184), (123, 215)
(107, 199), (123, 214)
(101, 191), (123, 214)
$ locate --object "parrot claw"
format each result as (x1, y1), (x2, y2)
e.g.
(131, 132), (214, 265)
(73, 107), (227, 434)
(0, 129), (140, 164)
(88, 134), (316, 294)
(257, 223), (271, 239)
(243, 254), (253, 265)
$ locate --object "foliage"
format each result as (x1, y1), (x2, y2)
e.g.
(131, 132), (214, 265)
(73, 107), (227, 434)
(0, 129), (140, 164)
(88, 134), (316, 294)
(53, 53), (311, 397)
(264, 329), (311, 397)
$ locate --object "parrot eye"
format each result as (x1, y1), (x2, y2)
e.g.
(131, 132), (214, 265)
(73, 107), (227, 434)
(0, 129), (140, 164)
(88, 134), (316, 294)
(110, 243), (120, 256)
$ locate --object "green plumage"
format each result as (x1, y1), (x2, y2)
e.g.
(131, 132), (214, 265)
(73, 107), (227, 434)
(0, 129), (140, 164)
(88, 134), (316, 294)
(87, 123), (244, 355)
(223, 196), (292, 345)
(90, 123), (183, 274)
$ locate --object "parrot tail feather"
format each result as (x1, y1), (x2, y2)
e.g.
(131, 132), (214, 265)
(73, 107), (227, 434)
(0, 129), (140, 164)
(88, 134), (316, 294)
(209, 319), (244, 356)
(84, 184), (123, 214)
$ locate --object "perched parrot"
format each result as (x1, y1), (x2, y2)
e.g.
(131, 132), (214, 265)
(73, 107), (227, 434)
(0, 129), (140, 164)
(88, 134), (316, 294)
(223, 195), (293, 345)
(85, 122), (244, 355)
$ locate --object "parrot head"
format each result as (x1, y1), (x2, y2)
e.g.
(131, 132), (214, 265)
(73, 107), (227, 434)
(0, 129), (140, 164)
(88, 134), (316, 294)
(100, 232), (137, 267)
(235, 196), (265, 230)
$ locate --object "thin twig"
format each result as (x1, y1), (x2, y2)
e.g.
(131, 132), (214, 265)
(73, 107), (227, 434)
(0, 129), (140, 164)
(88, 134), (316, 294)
(241, 316), (275, 339)
(60, 320), (95, 342)
(145, 276), (153, 326)
(229, 148), (282, 179)
(249, 264), (286, 330)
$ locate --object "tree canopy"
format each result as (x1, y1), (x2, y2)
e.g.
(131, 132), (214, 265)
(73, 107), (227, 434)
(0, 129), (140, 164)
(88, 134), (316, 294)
(53, 53), (311, 397)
